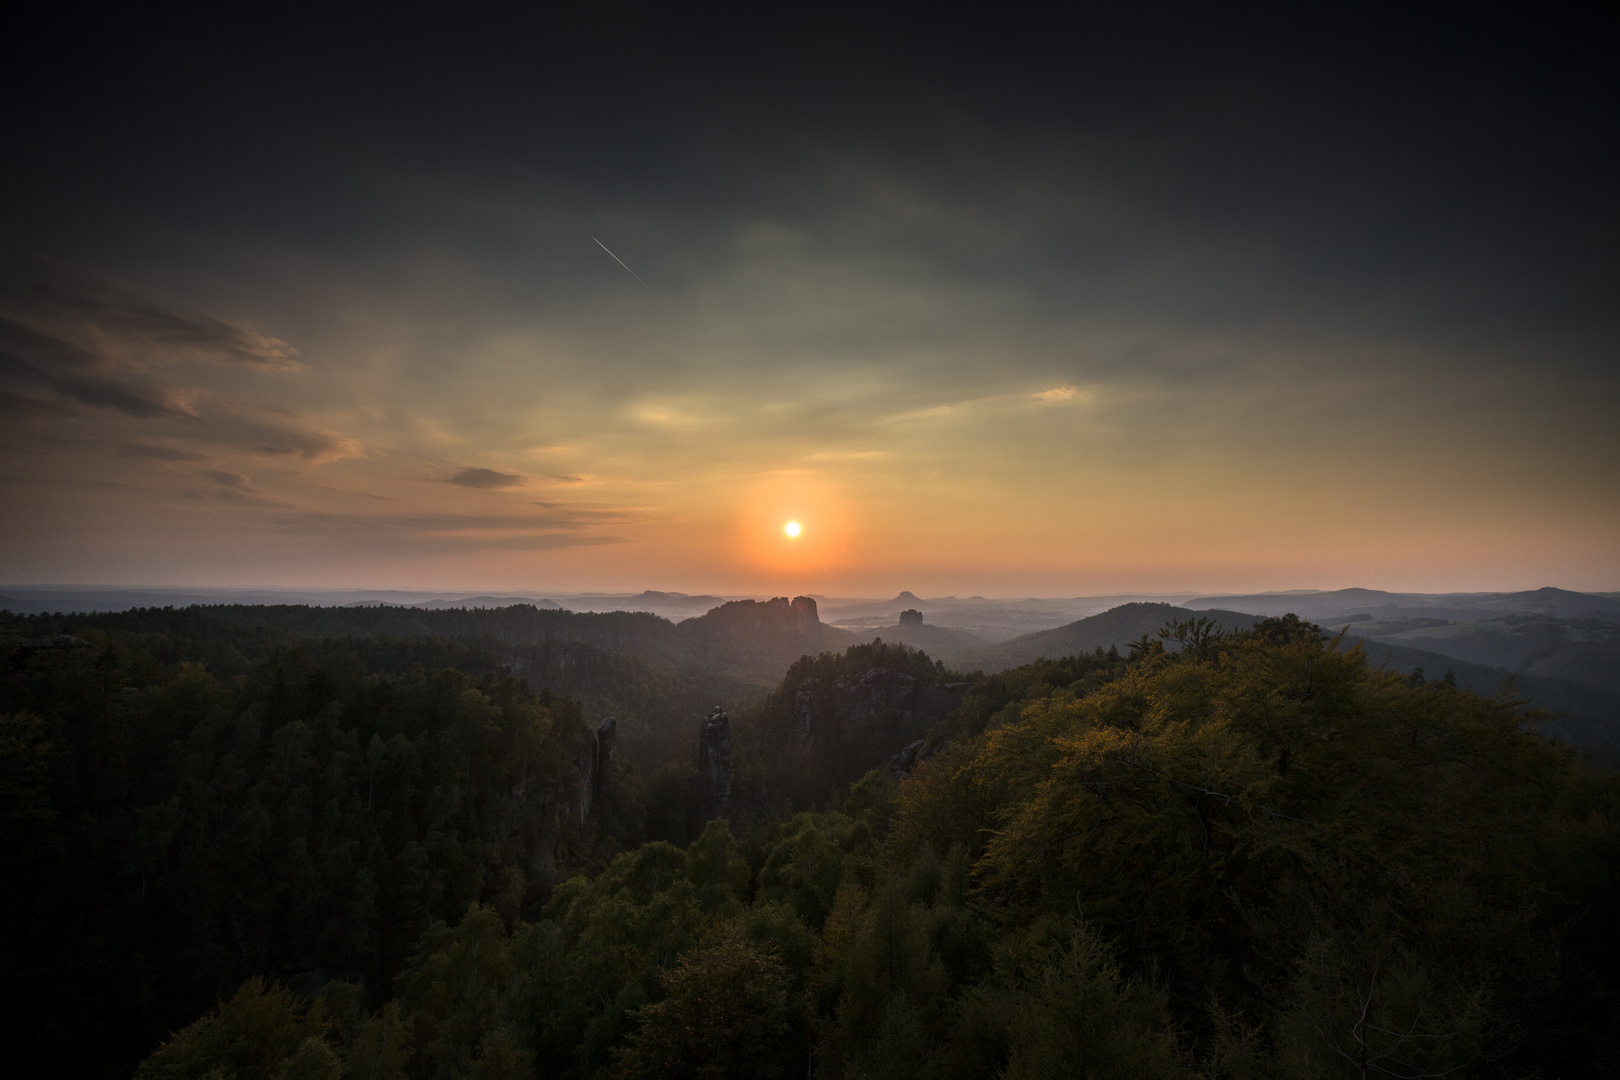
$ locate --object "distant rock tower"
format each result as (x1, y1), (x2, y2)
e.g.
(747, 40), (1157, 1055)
(899, 608), (923, 627)
(695, 705), (733, 815)
(790, 595), (820, 628)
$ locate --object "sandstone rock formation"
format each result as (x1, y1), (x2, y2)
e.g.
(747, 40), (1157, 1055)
(763, 644), (975, 805)
(694, 705), (733, 816)
(899, 608), (923, 627)
(594, 715), (616, 801)
(790, 594), (820, 628)
(783, 668), (971, 755)
(888, 734), (945, 777)
(576, 715), (617, 823)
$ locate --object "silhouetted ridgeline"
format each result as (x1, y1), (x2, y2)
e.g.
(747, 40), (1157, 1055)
(949, 601), (1267, 669)
(169, 596), (861, 683)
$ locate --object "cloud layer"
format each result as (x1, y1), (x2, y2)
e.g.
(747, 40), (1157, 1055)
(0, 16), (1614, 593)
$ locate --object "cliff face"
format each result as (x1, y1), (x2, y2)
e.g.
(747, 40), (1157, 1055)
(783, 668), (970, 756)
(693, 706), (733, 817)
(673, 596), (858, 682)
(764, 641), (974, 805)
(574, 716), (616, 824)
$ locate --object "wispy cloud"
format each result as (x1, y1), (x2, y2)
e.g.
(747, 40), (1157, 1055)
(0, 248), (300, 373)
(448, 467), (527, 489)
(120, 442), (210, 462)
(203, 470), (253, 491)
(0, 249), (304, 426)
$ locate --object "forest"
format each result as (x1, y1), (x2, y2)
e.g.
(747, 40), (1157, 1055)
(3, 604), (1617, 1078)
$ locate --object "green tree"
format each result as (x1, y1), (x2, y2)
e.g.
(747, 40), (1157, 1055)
(951, 922), (1193, 1080)
(612, 933), (795, 1079)
(136, 978), (332, 1080)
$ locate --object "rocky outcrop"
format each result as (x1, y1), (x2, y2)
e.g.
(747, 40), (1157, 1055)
(672, 596), (858, 681)
(694, 705), (733, 816)
(763, 641), (975, 804)
(888, 734), (945, 777)
(899, 609), (923, 627)
(790, 595), (820, 628)
(594, 716), (616, 801)
(575, 715), (617, 824)
(784, 668), (972, 755)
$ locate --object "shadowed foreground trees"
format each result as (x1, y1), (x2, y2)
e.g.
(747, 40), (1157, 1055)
(612, 933), (794, 1079)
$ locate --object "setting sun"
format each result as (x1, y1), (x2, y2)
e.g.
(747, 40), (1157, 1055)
(784, 521), (801, 538)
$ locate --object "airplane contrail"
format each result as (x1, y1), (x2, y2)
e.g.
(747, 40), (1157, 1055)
(592, 236), (646, 285)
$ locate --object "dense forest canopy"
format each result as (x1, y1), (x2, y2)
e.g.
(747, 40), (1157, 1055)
(3, 606), (1616, 1077)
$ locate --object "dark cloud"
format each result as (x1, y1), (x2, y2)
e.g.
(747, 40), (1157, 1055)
(227, 420), (357, 460)
(0, 249), (299, 371)
(0, 388), (74, 418)
(203, 470), (252, 490)
(448, 467), (526, 489)
(120, 442), (209, 462)
(0, 250), (301, 425)
(0, 313), (197, 418)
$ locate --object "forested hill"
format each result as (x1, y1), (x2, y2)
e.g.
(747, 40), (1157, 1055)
(1348, 634), (1620, 763)
(952, 601), (1265, 670)
(672, 597), (859, 680)
(75, 603), (690, 667)
(99, 615), (1620, 1079)
(21, 597), (864, 684)
(944, 604), (1620, 763)
(0, 602), (947, 1076)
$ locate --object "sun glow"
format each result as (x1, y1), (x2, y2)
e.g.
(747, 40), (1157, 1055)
(784, 521), (801, 538)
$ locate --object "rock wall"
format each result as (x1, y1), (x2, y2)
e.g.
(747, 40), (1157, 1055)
(784, 668), (971, 755)
(575, 715), (617, 824)
(694, 705), (733, 816)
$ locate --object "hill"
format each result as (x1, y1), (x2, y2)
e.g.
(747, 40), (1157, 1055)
(111, 599), (856, 685)
(1346, 634), (1620, 763)
(951, 602), (1267, 670)
(669, 596), (860, 681)
(408, 594), (561, 609)
(1331, 613), (1620, 696)
(915, 604), (1620, 761)
(835, 619), (988, 658)
(1190, 585), (1620, 622)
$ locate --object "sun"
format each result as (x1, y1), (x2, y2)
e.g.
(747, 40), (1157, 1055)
(784, 521), (801, 538)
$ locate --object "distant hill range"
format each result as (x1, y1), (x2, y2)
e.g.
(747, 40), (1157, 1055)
(1342, 635), (1618, 755)
(1187, 586), (1620, 623)
(0, 586), (727, 622)
(1183, 588), (1620, 699)
(823, 590), (1200, 641)
(837, 618), (990, 659)
(177, 595), (858, 685)
(829, 596), (1620, 763)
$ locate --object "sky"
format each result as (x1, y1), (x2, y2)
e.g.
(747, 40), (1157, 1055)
(1, 11), (1616, 597)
